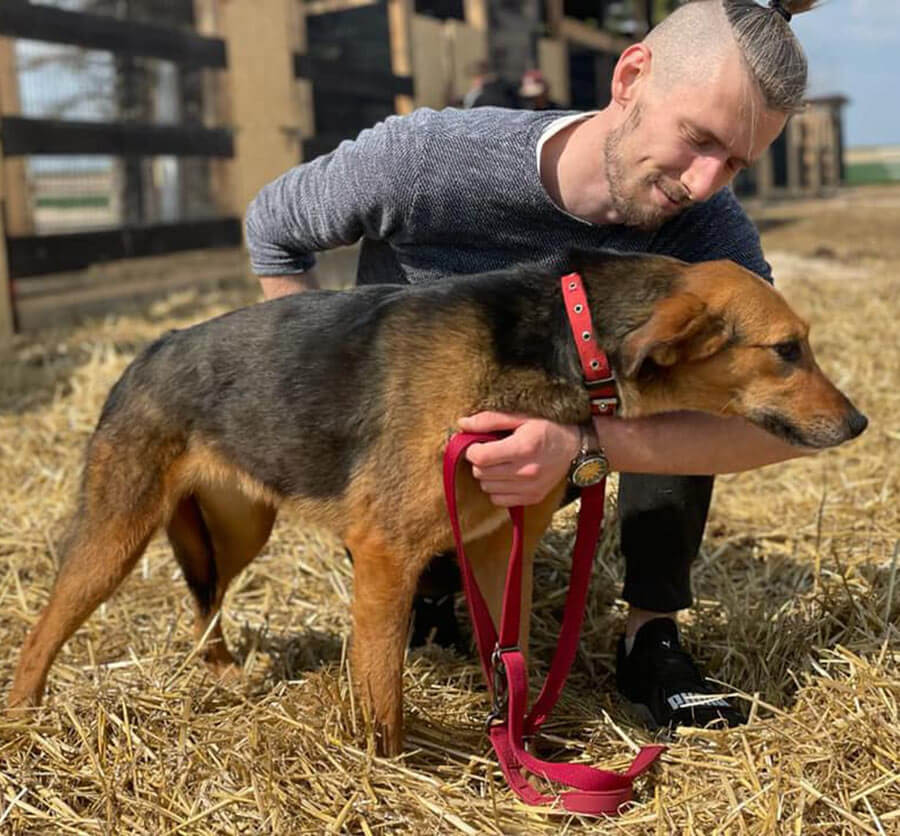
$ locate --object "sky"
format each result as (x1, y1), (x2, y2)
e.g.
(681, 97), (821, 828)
(792, 0), (900, 148)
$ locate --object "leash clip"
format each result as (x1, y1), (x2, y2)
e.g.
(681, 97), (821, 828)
(485, 644), (519, 729)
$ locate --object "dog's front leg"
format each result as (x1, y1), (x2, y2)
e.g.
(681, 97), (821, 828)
(345, 525), (417, 757)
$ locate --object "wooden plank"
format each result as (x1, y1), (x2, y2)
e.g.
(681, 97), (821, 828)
(538, 36), (570, 107)
(0, 199), (13, 342)
(545, 0), (564, 38)
(463, 0), (487, 30)
(13, 246), (248, 332)
(294, 54), (413, 98)
(192, 0), (234, 216)
(559, 17), (630, 54)
(411, 14), (450, 109)
(445, 19), (487, 103)
(0, 35), (33, 239)
(388, 0), (414, 113)
(305, 0), (376, 13)
(0, 34), (20, 339)
(7, 217), (242, 278)
(218, 0), (303, 219)
(0, 116), (234, 157)
(0, 0), (227, 67)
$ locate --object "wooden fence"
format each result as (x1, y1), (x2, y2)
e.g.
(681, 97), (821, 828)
(1, 0), (843, 341)
(0, 0), (242, 337)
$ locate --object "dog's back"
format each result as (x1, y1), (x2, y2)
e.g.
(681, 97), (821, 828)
(99, 285), (409, 499)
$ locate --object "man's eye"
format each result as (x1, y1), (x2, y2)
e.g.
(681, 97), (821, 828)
(773, 341), (802, 363)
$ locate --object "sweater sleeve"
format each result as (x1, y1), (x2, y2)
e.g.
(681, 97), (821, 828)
(244, 110), (426, 276)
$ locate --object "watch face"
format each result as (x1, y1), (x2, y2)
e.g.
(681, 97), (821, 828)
(571, 455), (608, 488)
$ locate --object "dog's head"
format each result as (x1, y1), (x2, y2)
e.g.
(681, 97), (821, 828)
(607, 258), (867, 448)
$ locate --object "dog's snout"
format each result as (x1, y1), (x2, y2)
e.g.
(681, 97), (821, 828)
(846, 408), (868, 439)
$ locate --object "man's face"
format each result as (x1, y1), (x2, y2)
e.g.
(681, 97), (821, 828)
(604, 49), (787, 230)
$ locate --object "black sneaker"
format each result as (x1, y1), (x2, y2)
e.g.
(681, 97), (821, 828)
(410, 592), (464, 651)
(409, 551), (466, 653)
(616, 617), (745, 729)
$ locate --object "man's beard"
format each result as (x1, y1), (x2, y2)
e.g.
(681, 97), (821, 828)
(604, 105), (690, 230)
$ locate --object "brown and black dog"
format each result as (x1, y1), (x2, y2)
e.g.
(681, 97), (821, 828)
(9, 251), (866, 755)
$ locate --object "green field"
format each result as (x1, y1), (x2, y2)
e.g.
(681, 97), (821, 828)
(845, 159), (900, 184)
(34, 195), (110, 209)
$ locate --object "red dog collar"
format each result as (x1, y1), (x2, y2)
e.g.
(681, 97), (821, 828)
(561, 272), (618, 415)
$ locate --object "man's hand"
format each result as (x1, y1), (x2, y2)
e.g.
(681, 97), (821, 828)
(457, 412), (581, 507)
(259, 272), (320, 300)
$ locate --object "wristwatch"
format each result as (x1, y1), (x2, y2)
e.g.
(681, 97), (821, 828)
(568, 423), (610, 488)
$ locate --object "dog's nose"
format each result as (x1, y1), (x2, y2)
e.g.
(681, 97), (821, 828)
(846, 408), (868, 439)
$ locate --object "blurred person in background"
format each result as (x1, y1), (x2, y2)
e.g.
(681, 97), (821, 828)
(462, 60), (519, 109)
(518, 68), (561, 110)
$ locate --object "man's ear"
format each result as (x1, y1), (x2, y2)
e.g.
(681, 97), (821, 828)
(620, 292), (728, 377)
(611, 43), (651, 107)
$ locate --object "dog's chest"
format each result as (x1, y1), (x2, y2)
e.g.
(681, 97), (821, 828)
(461, 507), (509, 542)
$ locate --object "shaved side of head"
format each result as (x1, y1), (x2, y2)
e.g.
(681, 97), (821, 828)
(644, 0), (819, 114)
(644, 1), (737, 94)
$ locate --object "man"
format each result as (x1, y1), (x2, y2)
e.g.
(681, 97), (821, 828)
(245, 0), (818, 729)
(518, 69), (561, 110)
(462, 60), (518, 109)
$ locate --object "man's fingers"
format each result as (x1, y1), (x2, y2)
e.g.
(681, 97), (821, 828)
(477, 479), (524, 494)
(464, 433), (526, 468)
(471, 462), (539, 480)
(484, 494), (522, 508)
(458, 411), (530, 433)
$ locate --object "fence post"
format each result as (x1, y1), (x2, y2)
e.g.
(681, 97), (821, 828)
(463, 0), (488, 31)
(388, 0), (414, 115)
(0, 199), (13, 345)
(0, 35), (21, 342)
(214, 0), (305, 223)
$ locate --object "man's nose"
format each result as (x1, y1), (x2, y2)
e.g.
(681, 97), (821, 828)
(681, 155), (730, 202)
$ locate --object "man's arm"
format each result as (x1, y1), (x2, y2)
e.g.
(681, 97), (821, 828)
(592, 411), (811, 474)
(458, 412), (812, 508)
(245, 111), (426, 286)
(259, 272), (321, 300)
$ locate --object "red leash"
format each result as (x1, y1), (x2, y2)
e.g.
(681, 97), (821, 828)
(443, 435), (663, 814)
(441, 272), (664, 814)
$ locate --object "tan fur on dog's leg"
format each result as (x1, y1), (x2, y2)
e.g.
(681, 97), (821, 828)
(345, 526), (418, 757)
(9, 513), (157, 709)
(464, 481), (567, 661)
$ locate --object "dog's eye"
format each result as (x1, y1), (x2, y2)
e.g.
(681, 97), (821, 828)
(773, 340), (802, 363)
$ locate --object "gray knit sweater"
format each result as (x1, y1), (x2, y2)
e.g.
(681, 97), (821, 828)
(245, 107), (771, 285)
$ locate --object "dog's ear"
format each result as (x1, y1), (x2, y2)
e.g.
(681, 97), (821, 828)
(621, 292), (728, 377)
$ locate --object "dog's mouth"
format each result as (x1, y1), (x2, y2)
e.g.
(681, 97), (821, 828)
(750, 409), (869, 448)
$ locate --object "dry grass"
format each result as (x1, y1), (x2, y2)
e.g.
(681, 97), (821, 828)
(1, 187), (898, 833)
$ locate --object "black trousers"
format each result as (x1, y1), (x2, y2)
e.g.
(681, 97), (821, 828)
(618, 473), (714, 612)
(417, 473), (714, 613)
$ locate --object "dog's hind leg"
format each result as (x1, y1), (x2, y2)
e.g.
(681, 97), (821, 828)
(345, 524), (419, 757)
(9, 438), (164, 709)
(166, 483), (275, 675)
